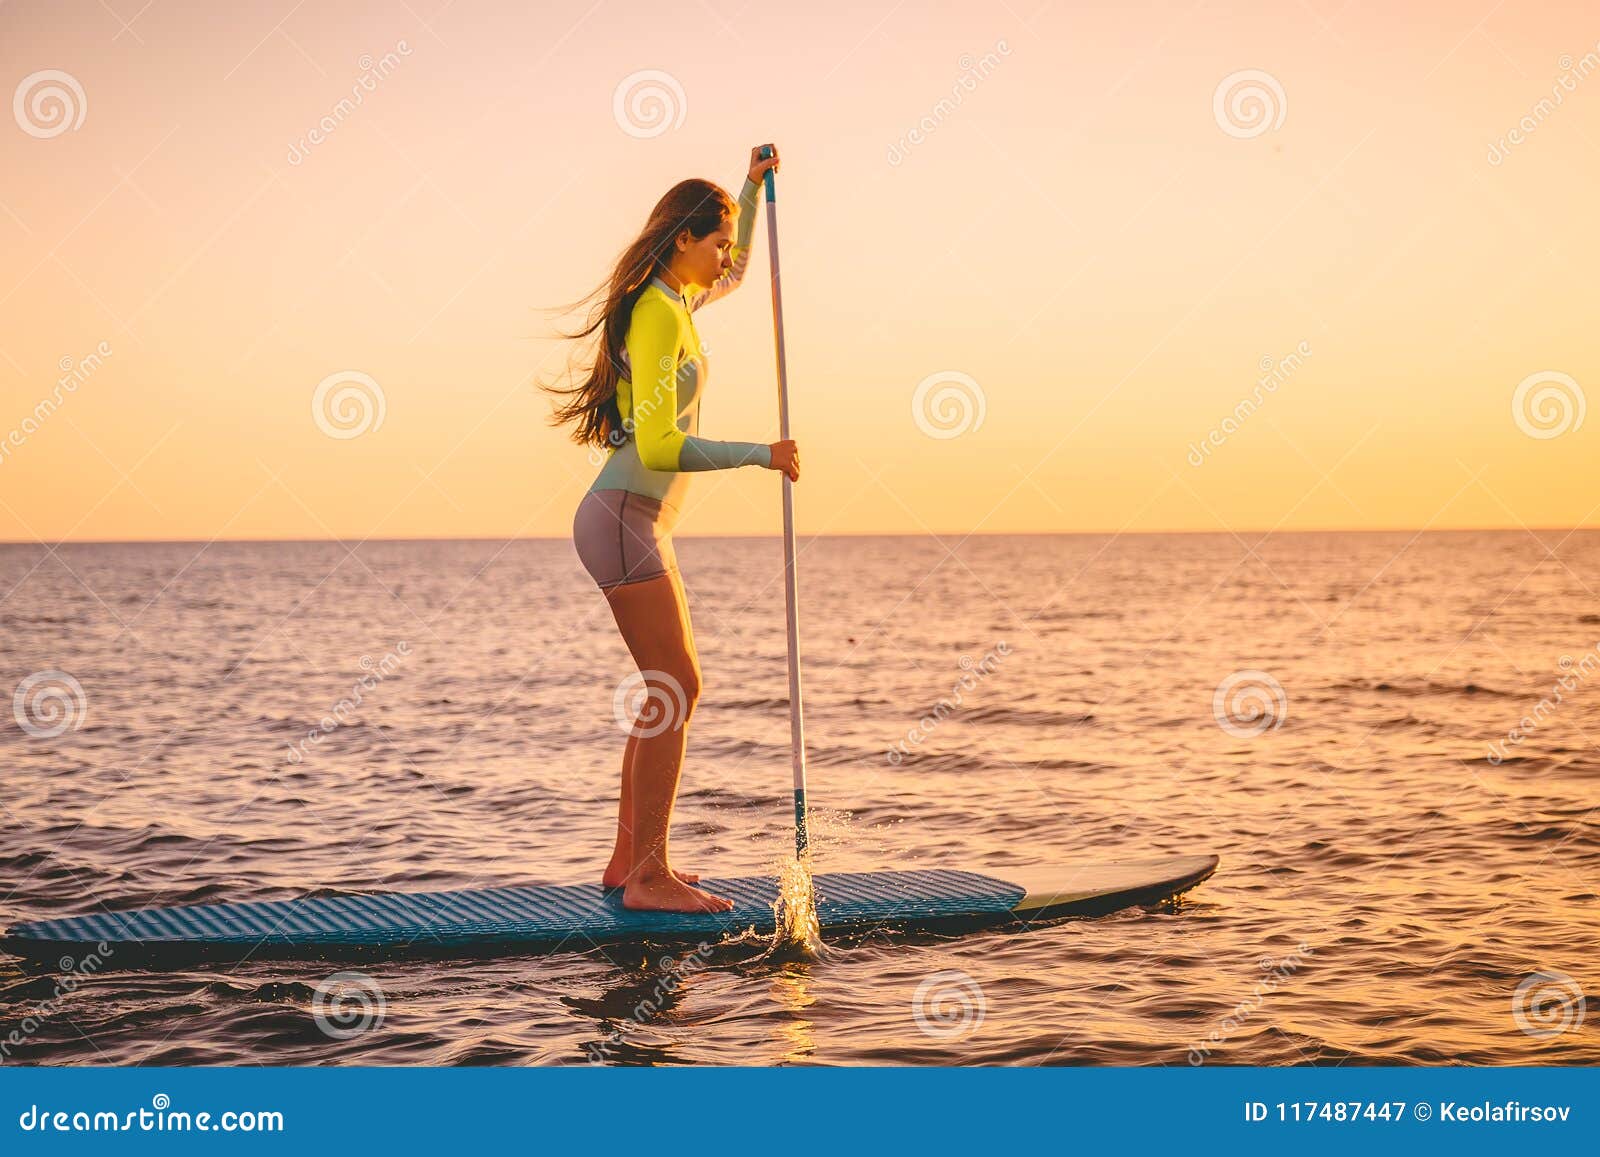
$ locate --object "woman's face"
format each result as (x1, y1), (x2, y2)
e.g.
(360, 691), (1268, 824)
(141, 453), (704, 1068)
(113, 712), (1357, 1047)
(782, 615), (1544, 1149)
(675, 215), (735, 290)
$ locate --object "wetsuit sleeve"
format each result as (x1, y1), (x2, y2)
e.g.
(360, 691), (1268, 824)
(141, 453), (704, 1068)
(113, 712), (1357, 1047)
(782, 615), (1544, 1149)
(684, 176), (761, 313)
(626, 293), (772, 472)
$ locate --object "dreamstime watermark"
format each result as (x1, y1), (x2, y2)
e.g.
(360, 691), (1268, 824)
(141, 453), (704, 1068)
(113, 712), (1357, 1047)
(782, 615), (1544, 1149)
(1187, 341), (1311, 466)
(587, 354), (696, 467)
(911, 370), (986, 439)
(286, 41), (413, 165)
(285, 642), (410, 763)
(311, 370), (386, 439)
(1212, 669), (1286, 737)
(1486, 643), (1598, 765)
(13, 670), (87, 738)
(613, 668), (690, 738)
(1511, 969), (1586, 1039)
(1188, 942), (1313, 1064)
(887, 40), (1012, 166)
(1487, 45), (1600, 165)
(887, 642), (1010, 764)
(0, 943), (114, 1061)
(586, 943), (715, 1063)
(16, 1094), (284, 1133)
(1, 341), (112, 468)
(13, 69), (86, 138)
(1213, 69), (1287, 139)
(912, 969), (987, 1040)
(612, 69), (686, 138)
(1511, 370), (1585, 439)
(310, 971), (386, 1039)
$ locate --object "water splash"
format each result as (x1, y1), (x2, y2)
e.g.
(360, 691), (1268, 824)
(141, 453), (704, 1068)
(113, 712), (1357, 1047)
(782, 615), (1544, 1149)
(760, 855), (824, 961)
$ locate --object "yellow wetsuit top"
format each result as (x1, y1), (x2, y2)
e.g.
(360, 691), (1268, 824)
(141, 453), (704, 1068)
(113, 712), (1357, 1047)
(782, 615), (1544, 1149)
(587, 175), (772, 510)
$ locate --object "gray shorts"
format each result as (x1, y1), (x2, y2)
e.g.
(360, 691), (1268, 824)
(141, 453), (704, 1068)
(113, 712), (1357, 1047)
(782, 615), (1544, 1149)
(572, 488), (682, 590)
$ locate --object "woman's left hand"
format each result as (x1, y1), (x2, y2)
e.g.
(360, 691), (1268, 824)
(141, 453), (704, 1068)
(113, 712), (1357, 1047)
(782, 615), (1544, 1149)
(747, 144), (780, 184)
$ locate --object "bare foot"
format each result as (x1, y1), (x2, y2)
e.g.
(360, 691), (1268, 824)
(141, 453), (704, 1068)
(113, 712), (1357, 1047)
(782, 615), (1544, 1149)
(602, 868), (700, 888)
(622, 873), (734, 913)
(602, 854), (697, 889)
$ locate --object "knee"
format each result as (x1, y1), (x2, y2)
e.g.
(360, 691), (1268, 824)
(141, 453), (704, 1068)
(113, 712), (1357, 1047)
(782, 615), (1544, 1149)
(641, 662), (700, 723)
(675, 661), (703, 708)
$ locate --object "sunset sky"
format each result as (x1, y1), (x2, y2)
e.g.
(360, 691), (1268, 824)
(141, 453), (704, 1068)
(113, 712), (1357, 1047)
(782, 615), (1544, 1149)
(1, 0), (1596, 541)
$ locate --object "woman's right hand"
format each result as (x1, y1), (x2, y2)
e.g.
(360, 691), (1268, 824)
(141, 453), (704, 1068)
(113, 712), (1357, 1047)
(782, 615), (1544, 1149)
(767, 439), (800, 481)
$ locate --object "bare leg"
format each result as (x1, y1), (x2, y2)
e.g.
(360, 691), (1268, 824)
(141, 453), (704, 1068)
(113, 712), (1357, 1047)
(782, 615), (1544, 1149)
(601, 728), (698, 887)
(600, 571), (731, 913)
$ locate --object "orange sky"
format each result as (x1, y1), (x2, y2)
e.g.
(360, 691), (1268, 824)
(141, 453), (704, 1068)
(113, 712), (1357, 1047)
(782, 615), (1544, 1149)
(1, 0), (1596, 542)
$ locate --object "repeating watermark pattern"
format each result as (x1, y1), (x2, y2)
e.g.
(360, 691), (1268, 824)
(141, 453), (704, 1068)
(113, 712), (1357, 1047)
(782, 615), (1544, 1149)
(585, 943), (715, 1064)
(286, 642), (410, 763)
(887, 40), (1012, 166)
(613, 668), (690, 738)
(911, 370), (987, 439)
(1511, 370), (1585, 439)
(1511, 969), (1586, 1039)
(1189, 943), (1313, 1064)
(286, 41), (413, 166)
(1, 341), (113, 468)
(1, 943), (114, 1061)
(1187, 341), (1311, 466)
(310, 971), (386, 1040)
(13, 670), (88, 738)
(888, 642), (1010, 764)
(587, 354), (690, 467)
(1486, 643), (1598, 765)
(311, 370), (387, 439)
(1487, 45), (1600, 165)
(1212, 669), (1287, 738)
(912, 969), (987, 1040)
(13, 69), (86, 138)
(612, 69), (686, 139)
(1213, 69), (1287, 139)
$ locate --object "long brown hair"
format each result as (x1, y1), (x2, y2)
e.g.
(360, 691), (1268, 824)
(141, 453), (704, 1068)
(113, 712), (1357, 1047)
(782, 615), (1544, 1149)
(542, 178), (736, 450)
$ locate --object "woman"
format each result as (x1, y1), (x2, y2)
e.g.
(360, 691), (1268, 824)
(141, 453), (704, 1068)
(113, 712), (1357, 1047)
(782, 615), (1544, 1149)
(545, 144), (800, 913)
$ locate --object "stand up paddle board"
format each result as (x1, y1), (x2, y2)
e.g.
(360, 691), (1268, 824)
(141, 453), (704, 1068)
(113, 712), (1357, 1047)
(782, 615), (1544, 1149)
(0, 854), (1217, 966)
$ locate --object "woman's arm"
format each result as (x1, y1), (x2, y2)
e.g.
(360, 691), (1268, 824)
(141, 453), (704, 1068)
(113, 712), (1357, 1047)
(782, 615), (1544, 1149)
(683, 175), (761, 313)
(626, 293), (772, 471)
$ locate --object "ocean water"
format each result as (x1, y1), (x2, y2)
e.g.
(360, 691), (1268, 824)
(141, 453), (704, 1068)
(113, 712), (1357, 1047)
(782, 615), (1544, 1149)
(1, 530), (1596, 1066)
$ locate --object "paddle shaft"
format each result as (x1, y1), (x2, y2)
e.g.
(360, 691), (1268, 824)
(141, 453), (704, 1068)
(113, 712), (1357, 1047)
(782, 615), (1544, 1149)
(759, 147), (810, 860)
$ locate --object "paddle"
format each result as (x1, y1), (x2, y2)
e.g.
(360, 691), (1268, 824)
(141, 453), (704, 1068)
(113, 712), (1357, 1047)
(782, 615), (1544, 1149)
(758, 145), (811, 865)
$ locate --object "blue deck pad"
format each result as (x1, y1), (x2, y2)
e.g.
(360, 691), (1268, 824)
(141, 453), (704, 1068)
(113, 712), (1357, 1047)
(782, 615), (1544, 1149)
(3, 870), (1027, 954)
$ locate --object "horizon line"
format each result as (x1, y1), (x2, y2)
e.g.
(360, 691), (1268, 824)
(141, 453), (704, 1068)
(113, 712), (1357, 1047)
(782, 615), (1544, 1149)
(2, 524), (1595, 548)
